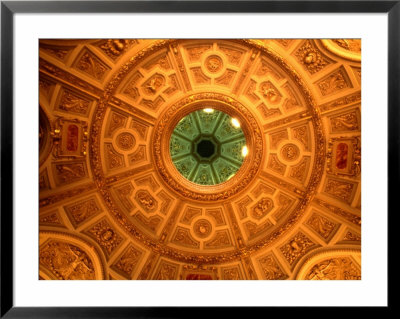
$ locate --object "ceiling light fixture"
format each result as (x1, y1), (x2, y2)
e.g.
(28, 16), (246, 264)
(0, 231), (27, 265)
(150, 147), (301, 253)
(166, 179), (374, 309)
(231, 118), (240, 128)
(242, 145), (248, 157)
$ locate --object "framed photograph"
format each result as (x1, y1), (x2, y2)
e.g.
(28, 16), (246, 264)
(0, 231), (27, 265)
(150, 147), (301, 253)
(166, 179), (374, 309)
(1, 0), (394, 317)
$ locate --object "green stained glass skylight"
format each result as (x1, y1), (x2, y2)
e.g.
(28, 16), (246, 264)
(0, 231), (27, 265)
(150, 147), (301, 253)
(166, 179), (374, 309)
(170, 108), (248, 185)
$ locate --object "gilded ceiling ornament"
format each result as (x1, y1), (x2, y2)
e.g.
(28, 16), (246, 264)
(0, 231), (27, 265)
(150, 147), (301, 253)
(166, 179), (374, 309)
(64, 197), (102, 228)
(137, 252), (159, 280)
(332, 39), (361, 53)
(153, 93), (264, 201)
(105, 143), (124, 170)
(319, 91), (361, 113)
(107, 112), (127, 137)
(324, 178), (356, 204)
(244, 220), (273, 239)
(305, 212), (339, 241)
(133, 213), (162, 233)
(193, 219), (212, 238)
(251, 197), (274, 220)
(76, 50), (109, 80)
(306, 257), (361, 280)
(342, 230), (361, 242)
(317, 67), (351, 96)
(111, 245), (143, 279)
(116, 132), (136, 151)
(53, 162), (86, 186)
(38, 38), (363, 280)
(289, 157), (310, 183)
(87, 39), (326, 265)
(186, 45), (211, 62)
(154, 260), (179, 280)
(173, 227), (200, 248)
(268, 154), (286, 175)
(57, 89), (90, 115)
(291, 126), (309, 150)
(222, 266), (242, 280)
(313, 198), (361, 226)
(40, 240), (96, 280)
(85, 219), (124, 257)
(206, 208), (225, 226)
(295, 40), (330, 74)
(39, 211), (63, 227)
(219, 46), (243, 65)
(330, 111), (360, 133)
(144, 53), (171, 70)
(205, 55), (224, 73)
(39, 182), (96, 208)
(128, 145), (146, 164)
(280, 232), (318, 266)
(98, 39), (137, 60)
(135, 190), (158, 213)
(142, 74), (165, 95)
(280, 143), (300, 162)
(259, 81), (282, 104)
(320, 39), (361, 62)
(204, 230), (232, 248)
(215, 69), (236, 86)
(41, 46), (70, 61)
(258, 253), (288, 280)
(39, 58), (104, 96)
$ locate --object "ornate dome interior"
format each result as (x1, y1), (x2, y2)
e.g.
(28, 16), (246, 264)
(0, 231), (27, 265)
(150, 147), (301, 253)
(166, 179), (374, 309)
(39, 39), (361, 280)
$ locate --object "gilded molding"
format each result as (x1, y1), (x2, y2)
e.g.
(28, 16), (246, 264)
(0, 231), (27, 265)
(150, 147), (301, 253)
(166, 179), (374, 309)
(152, 93), (264, 201)
(293, 247), (361, 279)
(39, 59), (103, 97)
(319, 91), (361, 113)
(105, 164), (153, 185)
(263, 111), (311, 131)
(39, 182), (97, 208)
(109, 96), (156, 124)
(39, 230), (107, 279)
(313, 198), (361, 226)
(319, 39), (361, 62)
(86, 39), (326, 264)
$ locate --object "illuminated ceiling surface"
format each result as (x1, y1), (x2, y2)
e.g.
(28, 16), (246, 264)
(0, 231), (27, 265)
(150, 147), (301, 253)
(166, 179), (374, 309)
(39, 39), (361, 280)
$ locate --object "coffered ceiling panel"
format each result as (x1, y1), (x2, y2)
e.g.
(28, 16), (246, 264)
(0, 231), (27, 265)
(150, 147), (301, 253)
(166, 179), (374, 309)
(39, 39), (361, 280)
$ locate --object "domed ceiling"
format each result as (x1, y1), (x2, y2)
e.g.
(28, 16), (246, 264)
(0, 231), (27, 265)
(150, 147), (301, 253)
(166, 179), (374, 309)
(39, 39), (361, 280)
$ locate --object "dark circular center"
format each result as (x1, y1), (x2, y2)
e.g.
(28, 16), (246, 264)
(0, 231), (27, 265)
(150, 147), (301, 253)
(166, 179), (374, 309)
(196, 140), (215, 158)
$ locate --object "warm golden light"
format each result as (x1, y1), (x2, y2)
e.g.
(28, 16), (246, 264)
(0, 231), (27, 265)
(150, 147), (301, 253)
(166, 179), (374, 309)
(231, 118), (240, 128)
(242, 145), (248, 157)
(38, 38), (361, 281)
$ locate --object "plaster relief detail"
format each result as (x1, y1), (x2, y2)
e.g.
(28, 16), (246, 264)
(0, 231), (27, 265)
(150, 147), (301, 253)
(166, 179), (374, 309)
(306, 257), (361, 280)
(39, 240), (96, 280)
(75, 50), (109, 81)
(317, 67), (351, 96)
(280, 232), (318, 266)
(258, 253), (288, 280)
(116, 132), (136, 151)
(112, 245), (143, 279)
(64, 197), (102, 228)
(85, 219), (124, 257)
(251, 197), (274, 220)
(135, 190), (158, 213)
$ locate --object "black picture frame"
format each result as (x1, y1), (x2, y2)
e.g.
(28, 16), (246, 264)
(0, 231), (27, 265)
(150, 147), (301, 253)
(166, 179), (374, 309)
(1, 1), (395, 317)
